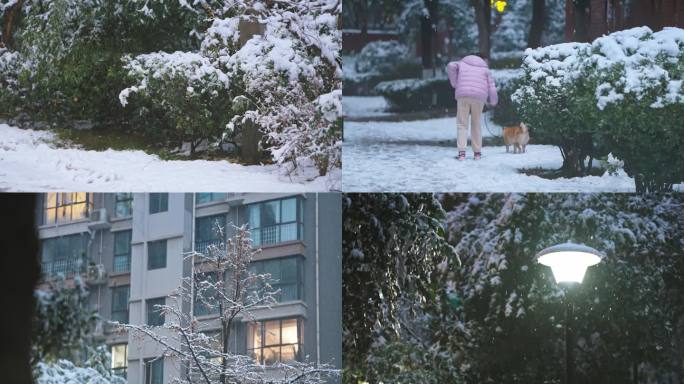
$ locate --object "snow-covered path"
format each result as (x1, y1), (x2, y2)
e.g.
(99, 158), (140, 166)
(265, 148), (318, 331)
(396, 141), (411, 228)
(342, 104), (673, 192)
(0, 124), (338, 192)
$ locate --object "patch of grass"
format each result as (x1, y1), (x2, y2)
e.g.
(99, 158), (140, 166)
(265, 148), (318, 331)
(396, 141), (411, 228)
(52, 126), (251, 162)
(520, 166), (605, 179)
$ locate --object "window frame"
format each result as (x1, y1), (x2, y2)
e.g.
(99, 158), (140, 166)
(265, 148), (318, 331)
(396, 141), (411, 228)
(114, 193), (133, 218)
(43, 193), (92, 225)
(196, 193), (227, 205)
(113, 230), (132, 273)
(111, 285), (130, 324)
(149, 193), (168, 214)
(144, 357), (164, 384)
(249, 256), (304, 303)
(110, 343), (128, 378)
(147, 239), (167, 270)
(194, 214), (227, 255)
(146, 297), (166, 326)
(247, 197), (303, 247)
(248, 317), (302, 365)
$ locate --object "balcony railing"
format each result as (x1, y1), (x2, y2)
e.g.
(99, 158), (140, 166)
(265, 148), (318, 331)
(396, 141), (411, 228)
(251, 222), (301, 246)
(195, 239), (223, 255)
(42, 257), (87, 279)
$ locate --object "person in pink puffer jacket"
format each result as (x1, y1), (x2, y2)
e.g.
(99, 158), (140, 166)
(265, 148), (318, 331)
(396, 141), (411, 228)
(447, 54), (498, 161)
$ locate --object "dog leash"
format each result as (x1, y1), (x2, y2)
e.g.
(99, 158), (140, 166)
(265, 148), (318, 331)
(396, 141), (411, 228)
(482, 105), (501, 138)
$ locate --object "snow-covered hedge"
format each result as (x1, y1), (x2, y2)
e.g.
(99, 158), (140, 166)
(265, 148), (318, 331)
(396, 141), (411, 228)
(36, 359), (126, 384)
(355, 41), (414, 73)
(513, 27), (684, 190)
(375, 77), (454, 111)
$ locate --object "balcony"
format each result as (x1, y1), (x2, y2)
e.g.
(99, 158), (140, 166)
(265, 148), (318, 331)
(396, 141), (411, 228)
(42, 257), (87, 279)
(195, 239), (223, 255)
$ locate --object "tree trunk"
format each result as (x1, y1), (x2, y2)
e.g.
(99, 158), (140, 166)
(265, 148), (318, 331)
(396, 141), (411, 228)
(358, 0), (368, 42)
(528, 0), (546, 48)
(1, 0), (24, 49)
(572, 0), (591, 42)
(472, 0), (491, 59)
(420, 0), (439, 71)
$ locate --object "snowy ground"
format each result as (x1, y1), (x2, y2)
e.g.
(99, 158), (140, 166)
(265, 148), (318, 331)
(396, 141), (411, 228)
(0, 124), (339, 192)
(342, 96), (390, 118)
(342, 97), (680, 192)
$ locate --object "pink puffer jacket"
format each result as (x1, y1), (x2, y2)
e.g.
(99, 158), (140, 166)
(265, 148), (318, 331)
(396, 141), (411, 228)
(447, 55), (498, 106)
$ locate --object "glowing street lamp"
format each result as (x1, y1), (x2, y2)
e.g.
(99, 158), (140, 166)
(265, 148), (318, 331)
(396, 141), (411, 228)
(537, 243), (603, 284)
(537, 243), (603, 384)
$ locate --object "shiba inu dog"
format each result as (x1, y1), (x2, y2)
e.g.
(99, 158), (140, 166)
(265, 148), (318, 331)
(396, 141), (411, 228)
(503, 123), (530, 154)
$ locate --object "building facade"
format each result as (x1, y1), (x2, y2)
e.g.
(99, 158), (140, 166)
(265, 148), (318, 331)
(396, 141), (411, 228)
(35, 193), (342, 383)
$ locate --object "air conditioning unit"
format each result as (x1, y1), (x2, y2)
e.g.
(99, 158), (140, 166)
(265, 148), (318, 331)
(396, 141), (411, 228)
(86, 264), (107, 283)
(88, 208), (111, 230)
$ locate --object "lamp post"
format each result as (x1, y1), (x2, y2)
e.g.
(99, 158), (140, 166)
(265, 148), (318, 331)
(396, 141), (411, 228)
(536, 243), (603, 384)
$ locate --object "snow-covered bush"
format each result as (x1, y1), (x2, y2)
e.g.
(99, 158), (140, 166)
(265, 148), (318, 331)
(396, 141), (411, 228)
(375, 77), (454, 111)
(36, 358), (126, 384)
(120, 51), (232, 151)
(513, 41), (608, 176)
(514, 27), (684, 190)
(355, 40), (417, 74)
(118, 1), (341, 173)
(586, 27), (684, 192)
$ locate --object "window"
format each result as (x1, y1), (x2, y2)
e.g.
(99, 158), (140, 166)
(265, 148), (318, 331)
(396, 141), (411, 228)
(145, 358), (164, 384)
(195, 214), (226, 255)
(111, 285), (130, 324)
(146, 297), (165, 326)
(111, 344), (128, 378)
(44, 193), (92, 224)
(194, 272), (220, 317)
(196, 193), (227, 205)
(247, 198), (303, 246)
(147, 240), (167, 270)
(248, 318), (302, 364)
(149, 193), (168, 214)
(249, 256), (303, 303)
(113, 230), (132, 273)
(41, 234), (87, 278)
(114, 193), (133, 218)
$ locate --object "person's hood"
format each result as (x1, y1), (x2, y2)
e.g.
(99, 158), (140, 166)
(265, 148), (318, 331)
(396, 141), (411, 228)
(461, 55), (488, 68)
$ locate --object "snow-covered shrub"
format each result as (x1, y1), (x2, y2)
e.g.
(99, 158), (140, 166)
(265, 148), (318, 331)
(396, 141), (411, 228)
(0, 48), (24, 112)
(586, 27), (684, 192)
(513, 41), (610, 176)
(514, 27), (684, 190)
(355, 40), (418, 74)
(120, 51), (233, 151)
(375, 77), (454, 111)
(365, 341), (463, 384)
(36, 358), (126, 384)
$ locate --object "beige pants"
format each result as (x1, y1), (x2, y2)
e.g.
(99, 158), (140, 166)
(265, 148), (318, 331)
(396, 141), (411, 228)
(456, 97), (484, 153)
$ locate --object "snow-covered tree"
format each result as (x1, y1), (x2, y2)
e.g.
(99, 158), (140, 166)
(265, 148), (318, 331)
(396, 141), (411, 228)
(342, 193), (461, 383)
(120, 224), (338, 384)
(36, 346), (126, 384)
(32, 276), (98, 367)
(442, 193), (684, 382)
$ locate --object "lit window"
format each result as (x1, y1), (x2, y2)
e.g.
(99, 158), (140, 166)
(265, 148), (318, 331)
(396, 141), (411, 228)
(41, 234), (87, 278)
(147, 240), (167, 270)
(111, 285), (130, 324)
(196, 193), (227, 205)
(44, 193), (91, 224)
(113, 230), (131, 273)
(249, 256), (304, 303)
(114, 193), (133, 218)
(248, 318), (301, 364)
(195, 214), (226, 255)
(149, 193), (168, 214)
(111, 344), (128, 378)
(145, 358), (163, 384)
(146, 297), (165, 326)
(247, 198), (303, 246)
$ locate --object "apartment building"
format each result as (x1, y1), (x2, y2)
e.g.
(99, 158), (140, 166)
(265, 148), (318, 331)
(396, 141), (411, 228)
(35, 193), (342, 383)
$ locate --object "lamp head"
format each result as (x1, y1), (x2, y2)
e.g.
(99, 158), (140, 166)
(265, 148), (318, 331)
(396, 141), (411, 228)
(536, 243), (603, 284)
